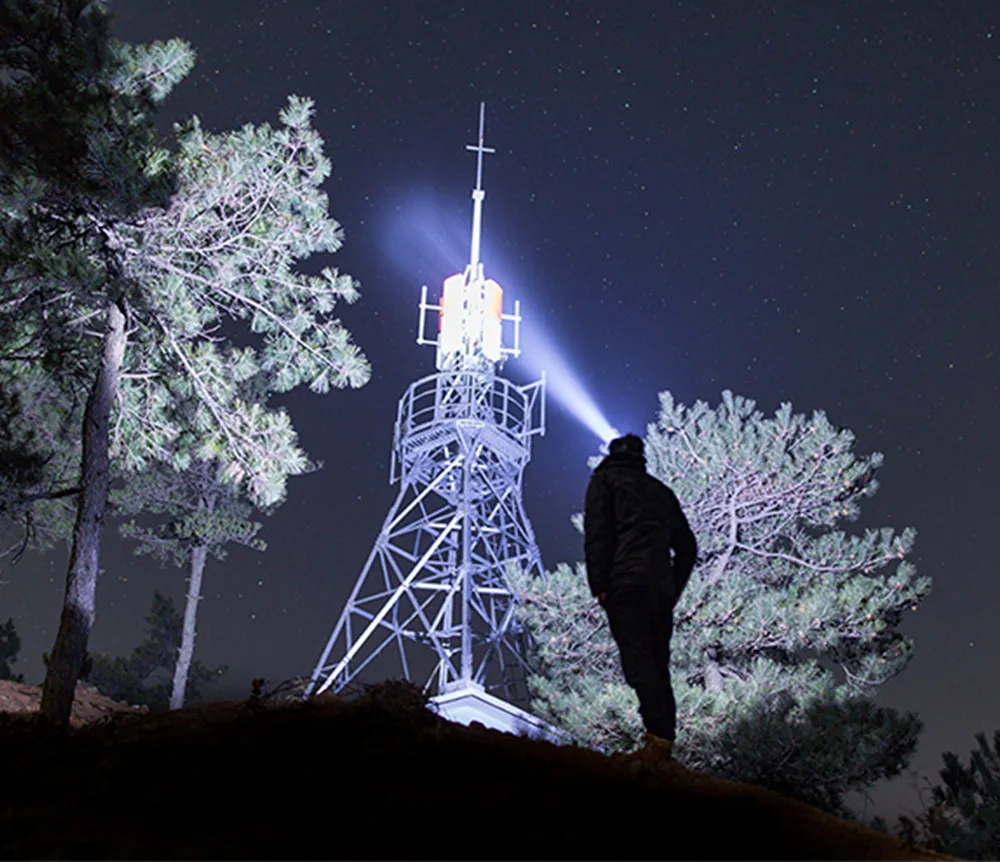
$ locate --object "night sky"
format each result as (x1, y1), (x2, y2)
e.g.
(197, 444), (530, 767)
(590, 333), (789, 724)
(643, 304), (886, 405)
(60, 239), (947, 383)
(4, 0), (999, 822)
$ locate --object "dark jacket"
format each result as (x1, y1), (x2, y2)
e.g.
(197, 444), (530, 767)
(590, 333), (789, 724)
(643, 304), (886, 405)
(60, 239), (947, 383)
(584, 450), (697, 606)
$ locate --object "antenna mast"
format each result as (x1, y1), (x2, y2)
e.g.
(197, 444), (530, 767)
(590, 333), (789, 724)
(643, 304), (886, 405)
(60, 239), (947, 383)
(466, 101), (495, 274)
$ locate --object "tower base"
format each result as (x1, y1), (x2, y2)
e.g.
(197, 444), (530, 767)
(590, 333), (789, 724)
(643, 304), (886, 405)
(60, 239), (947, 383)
(428, 681), (569, 745)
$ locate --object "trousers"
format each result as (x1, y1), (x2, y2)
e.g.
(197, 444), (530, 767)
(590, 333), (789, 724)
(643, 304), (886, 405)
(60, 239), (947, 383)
(603, 582), (676, 741)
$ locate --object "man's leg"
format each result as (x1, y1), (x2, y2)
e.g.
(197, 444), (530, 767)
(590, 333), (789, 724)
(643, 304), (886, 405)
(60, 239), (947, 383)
(648, 583), (676, 741)
(604, 585), (674, 740)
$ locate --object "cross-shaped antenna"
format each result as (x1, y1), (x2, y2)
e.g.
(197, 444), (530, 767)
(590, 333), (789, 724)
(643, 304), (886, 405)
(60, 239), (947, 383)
(466, 101), (495, 193)
(465, 102), (495, 271)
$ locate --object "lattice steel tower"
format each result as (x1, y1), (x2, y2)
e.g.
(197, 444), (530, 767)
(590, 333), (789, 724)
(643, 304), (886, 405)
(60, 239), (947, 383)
(304, 104), (548, 714)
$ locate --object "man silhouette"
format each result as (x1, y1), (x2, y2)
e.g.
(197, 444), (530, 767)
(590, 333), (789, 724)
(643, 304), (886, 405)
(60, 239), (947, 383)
(584, 433), (697, 762)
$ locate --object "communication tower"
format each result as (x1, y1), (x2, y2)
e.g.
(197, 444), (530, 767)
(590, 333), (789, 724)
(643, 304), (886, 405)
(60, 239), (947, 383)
(304, 105), (558, 737)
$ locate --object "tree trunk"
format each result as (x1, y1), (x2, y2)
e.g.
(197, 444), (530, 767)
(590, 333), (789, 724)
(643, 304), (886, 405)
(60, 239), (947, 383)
(169, 542), (208, 710)
(40, 301), (127, 725)
(170, 479), (217, 710)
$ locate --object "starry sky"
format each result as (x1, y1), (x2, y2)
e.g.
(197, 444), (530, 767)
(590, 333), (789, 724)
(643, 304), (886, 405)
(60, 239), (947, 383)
(4, 0), (999, 822)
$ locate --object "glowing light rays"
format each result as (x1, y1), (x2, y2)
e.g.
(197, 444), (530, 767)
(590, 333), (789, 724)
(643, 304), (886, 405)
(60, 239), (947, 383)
(377, 190), (471, 286)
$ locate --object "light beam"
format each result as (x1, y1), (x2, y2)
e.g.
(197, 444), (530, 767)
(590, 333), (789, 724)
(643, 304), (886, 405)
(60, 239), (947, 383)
(518, 321), (618, 444)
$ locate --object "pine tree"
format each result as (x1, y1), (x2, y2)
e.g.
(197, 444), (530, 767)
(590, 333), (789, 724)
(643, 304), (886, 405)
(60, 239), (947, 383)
(1, 3), (193, 724)
(892, 731), (1000, 860)
(1, 5), (371, 724)
(513, 390), (932, 817)
(0, 0), (165, 561)
(0, 357), (83, 561)
(85, 590), (225, 709)
(0, 618), (25, 682)
(112, 456), (272, 709)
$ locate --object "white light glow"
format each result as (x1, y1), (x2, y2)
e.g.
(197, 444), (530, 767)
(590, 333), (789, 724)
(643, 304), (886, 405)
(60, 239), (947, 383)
(378, 192), (470, 286)
(376, 191), (620, 445)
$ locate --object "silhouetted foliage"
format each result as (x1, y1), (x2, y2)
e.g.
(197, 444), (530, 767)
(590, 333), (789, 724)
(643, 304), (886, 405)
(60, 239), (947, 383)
(84, 591), (225, 709)
(0, 617), (25, 682)
(880, 731), (1000, 860)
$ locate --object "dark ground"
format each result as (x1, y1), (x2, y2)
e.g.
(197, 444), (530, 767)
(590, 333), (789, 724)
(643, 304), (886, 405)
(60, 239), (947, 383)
(0, 680), (955, 860)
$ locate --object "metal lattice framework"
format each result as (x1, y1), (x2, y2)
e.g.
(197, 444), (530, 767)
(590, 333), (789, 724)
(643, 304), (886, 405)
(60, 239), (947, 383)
(305, 103), (547, 705)
(304, 369), (545, 700)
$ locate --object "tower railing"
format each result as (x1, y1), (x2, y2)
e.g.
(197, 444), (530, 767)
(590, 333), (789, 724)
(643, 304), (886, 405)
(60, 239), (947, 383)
(390, 370), (545, 484)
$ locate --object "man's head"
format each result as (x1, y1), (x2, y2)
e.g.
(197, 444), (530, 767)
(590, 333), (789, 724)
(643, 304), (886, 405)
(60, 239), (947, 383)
(609, 433), (645, 460)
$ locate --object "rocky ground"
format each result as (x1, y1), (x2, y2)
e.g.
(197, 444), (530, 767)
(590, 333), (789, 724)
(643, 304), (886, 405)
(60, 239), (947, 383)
(0, 679), (955, 860)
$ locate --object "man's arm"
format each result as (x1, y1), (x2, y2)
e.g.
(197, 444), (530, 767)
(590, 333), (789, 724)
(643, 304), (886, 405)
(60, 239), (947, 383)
(670, 497), (698, 600)
(584, 474), (615, 599)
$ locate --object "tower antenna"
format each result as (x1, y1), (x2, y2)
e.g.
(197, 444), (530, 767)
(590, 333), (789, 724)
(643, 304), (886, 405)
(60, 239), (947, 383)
(465, 101), (495, 272)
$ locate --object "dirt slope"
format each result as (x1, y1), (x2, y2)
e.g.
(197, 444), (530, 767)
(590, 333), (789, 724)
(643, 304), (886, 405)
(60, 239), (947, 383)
(0, 679), (147, 728)
(0, 679), (955, 860)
